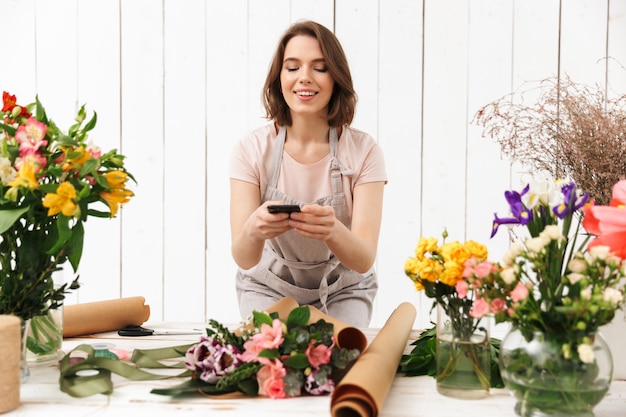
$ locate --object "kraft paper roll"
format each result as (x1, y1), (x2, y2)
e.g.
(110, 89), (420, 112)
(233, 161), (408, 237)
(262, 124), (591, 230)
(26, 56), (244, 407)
(0, 315), (21, 414)
(63, 296), (150, 337)
(330, 302), (417, 417)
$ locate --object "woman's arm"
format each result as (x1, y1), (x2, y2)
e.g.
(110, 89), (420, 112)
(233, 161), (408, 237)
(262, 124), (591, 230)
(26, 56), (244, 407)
(289, 181), (385, 273)
(229, 178), (292, 270)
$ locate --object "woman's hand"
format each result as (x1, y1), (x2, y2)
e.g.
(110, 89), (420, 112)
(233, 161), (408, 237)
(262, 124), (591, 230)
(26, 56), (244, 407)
(252, 201), (294, 240)
(288, 204), (336, 241)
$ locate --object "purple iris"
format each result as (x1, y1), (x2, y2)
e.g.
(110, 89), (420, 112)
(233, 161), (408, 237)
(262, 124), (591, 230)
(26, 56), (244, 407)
(490, 185), (533, 238)
(553, 182), (589, 219)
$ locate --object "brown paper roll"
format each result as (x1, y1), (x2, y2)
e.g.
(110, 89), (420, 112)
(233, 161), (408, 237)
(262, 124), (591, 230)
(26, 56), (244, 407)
(0, 315), (21, 414)
(63, 296), (150, 337)
(330, 302), (417, 417)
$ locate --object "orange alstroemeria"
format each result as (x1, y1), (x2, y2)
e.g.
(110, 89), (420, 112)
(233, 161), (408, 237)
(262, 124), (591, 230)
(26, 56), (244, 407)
(582, 180), (626, 259)
(42, 181), (78, 217)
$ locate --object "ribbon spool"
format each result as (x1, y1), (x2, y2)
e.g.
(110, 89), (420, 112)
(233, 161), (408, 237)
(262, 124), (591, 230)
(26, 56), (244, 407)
(0, 315), (21, 414)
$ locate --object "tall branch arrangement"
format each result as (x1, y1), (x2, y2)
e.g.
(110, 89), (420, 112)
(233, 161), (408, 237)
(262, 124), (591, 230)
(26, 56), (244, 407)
(473, 75), (626, 206)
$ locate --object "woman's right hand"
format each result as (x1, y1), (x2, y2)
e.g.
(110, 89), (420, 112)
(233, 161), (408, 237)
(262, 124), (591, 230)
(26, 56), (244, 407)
(250, 201), (293, 240)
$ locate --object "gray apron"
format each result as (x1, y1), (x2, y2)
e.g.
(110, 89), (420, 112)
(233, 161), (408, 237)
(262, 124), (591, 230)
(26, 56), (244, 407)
(236, 126), (378, 327)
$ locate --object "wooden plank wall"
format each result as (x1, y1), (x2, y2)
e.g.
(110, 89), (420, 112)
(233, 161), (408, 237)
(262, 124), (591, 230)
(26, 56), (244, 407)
(2, 0), (625, 329)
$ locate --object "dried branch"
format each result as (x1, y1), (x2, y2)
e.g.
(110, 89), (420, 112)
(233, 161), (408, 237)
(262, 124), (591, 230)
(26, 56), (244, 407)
(473, 75), (626, 205)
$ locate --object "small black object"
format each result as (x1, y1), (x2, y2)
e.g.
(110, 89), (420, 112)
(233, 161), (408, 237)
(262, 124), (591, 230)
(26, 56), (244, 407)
(117, 325), (154, 337)
(267, 205), (301, 214)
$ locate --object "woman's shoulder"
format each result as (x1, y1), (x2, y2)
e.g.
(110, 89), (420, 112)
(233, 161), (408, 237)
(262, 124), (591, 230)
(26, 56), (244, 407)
(339, 125), (379, 150)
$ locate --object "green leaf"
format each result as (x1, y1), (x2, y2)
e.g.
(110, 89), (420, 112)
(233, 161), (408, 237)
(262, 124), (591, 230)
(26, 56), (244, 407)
(287, 306), (310, 326)
(151, 378), (213, 396)
(68, 221), (84, 272)
(0, 206), (29, 234)
(47, 216), (72, 255)
(82, 111), (98, 133)
(282, 353), (310, 369)
(252, 310), (273, 327)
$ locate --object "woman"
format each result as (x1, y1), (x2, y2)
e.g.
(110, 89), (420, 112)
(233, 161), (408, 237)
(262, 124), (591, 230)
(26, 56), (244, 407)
(229, 20), (386, 327)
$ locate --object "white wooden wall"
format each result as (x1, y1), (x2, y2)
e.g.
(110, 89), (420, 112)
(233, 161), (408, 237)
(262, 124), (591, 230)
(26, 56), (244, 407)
(2, 0), (626, 329)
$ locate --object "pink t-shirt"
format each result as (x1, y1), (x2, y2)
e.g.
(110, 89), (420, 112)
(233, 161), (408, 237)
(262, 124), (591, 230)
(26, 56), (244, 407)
(229, 123), (387, 217)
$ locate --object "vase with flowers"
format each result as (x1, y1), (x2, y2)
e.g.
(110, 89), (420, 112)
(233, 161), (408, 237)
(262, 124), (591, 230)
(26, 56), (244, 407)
(466, 178), (625, 416)
(0, 91), (135, 380)
(404, 231), (492, 399)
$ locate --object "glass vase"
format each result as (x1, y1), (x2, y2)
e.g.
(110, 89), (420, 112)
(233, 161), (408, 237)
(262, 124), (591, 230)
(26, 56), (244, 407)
(27, 304), (64, 365)
(499, 327), (613, 417)
(435, 303), (491, 399)
(20, 319), (30, 383)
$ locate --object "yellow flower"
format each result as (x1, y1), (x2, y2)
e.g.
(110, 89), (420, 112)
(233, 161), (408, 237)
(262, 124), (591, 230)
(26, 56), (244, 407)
(440, 241), (470, 267)
(103, 170), (129, 189)
(7, 161), (39, 190)
(417, 258), (443, 283)
(43, 181), (78, 216)
(440, 260), (464, 286)
(414, 236), (439, 259)
(464, 240), (488, 260)
(101, 188), (133, 217)
(63, 145), (91, 171)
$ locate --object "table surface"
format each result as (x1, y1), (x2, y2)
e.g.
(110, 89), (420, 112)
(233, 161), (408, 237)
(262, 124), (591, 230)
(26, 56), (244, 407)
(8, 323), (626, 417)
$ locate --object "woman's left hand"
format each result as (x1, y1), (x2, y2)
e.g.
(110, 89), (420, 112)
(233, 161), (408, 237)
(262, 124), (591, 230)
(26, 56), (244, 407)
(288, 204), (336, 241)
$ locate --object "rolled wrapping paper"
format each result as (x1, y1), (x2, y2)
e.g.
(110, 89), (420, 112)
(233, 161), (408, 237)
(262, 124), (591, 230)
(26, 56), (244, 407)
(63, 296), (150, 337)
(0, 315), (21, 414)
(264, 296), (368, 353)
(330, 302), (417, 417)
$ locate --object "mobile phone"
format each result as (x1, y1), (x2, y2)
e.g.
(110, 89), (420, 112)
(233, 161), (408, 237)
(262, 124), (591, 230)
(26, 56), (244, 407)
(267, 205), (301, 214)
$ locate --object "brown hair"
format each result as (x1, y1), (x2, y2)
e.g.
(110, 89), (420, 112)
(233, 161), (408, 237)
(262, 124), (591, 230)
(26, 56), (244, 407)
(262, 20), (357, 128)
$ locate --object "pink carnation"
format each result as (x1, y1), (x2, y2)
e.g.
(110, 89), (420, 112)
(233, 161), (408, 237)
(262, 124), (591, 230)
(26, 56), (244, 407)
(470, 297), (490, 318)
(490, 298), (506, 314)
(511, 282), (529, 302)
(456, 280), (469, 299)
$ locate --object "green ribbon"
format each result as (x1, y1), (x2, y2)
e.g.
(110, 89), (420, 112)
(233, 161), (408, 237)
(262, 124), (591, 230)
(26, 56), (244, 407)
(59, 343), (195, 398)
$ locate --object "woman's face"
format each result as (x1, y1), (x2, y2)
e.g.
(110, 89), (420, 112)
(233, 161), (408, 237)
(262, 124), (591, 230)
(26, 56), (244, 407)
(280, 35), (334, 121)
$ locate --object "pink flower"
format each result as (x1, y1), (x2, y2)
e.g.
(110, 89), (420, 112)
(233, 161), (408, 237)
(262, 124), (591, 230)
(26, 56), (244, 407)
(511, 282), (529, 302)
(470, 297), (490, 318)
(15, 117), (47, 155)
(456, 280), (469, 299)
(305, 340), (333, 369)
(582, 180), (626, 259)
(474, 261), (495, 278)
(241, 318), (284, 362)
(305, 370), (335, 395)
(257, 361), (287, 399)
(490, 298), (505, 314)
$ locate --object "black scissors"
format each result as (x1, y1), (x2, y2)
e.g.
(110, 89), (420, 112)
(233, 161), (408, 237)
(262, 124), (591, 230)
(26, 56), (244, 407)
(117, 325), (202, 337)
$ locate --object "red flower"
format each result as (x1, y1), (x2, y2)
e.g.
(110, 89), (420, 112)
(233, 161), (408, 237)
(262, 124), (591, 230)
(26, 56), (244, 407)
(582, 180), (626, 259)
(2, 91), (31, 118)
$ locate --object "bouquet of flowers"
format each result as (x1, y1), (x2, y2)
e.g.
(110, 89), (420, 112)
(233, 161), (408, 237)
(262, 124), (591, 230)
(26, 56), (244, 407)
(0, 91), (135, 321)
(403, 231), (493, 394)
(152, 305), (360, 399)
(466, 178), (625, 356)
(464, 178), (626, 414)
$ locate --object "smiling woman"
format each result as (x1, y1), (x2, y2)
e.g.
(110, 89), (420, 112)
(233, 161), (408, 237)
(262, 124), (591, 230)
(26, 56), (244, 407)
(229, 20), (387, 328)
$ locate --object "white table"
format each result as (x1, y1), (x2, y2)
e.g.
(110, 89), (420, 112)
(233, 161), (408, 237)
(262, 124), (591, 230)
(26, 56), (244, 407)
(8, 323), (626, 416)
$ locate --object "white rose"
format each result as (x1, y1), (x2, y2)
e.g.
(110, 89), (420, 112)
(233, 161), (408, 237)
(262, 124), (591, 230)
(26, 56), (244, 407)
(567, 272), (585, 285)
(541, 225), (562, 241)
(568, 258), (587, 274)
(589, 246), (610, 261)
(581, 287), (592, 300)
(602, 288), (623, 306)
(525, 237), (546, 254)
(501, 268), (517, 285)
(502, 243), (524, 266)
(577, 343), (595, 364)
